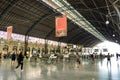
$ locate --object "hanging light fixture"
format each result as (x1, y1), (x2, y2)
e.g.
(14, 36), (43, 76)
(105, 0), (111, 25)
(105, 20), (109, 24)
(105, 15), (109, 24)
(112, 34), (115, 37)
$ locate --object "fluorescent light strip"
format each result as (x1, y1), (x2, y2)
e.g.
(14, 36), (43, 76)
(42, 0), (106, 41)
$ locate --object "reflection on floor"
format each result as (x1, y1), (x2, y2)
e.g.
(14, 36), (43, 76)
(0, 57), (120, 80)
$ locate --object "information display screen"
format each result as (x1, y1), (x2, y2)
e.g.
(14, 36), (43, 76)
(94, 49), (99, 52)
(103, 48), (108, 52)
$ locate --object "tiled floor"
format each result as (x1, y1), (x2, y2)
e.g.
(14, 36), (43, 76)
(0, 57), (120, 80)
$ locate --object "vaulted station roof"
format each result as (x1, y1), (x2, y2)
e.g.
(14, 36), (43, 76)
(0, 0), (119, 47)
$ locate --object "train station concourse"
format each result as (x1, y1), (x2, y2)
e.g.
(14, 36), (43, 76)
(0, 0), (120, 80)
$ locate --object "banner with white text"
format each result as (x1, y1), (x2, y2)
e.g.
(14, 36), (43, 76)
(55, 16), (67, 37)
(7, 26), (13, 40)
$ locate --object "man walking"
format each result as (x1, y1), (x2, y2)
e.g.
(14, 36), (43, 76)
(16, 51), (24, 71)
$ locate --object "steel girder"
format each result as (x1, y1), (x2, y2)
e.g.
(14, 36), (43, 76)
(45, 28), (55, 39)
(84, 38), (96, 46)
(76, 35), (94, 44)
(87, 40), (100, 47)
(0, 0), (19, 20)
(58, 20), (78, 42)
(25, 12), (54, 35)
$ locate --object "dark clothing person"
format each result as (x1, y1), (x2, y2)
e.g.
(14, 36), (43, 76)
(0, 53), (1, 61)
(11, 52), (16, 65)
(11, 53), (16, 61)
(116, 53), (119, 60)
(91, 54), (95, 61)
(107, 53), (110, 61)
(76, 53), (80, 64)
(16, 52), (24, 70)
(107, 53), (111, 65)
(99, 53), (102, 59)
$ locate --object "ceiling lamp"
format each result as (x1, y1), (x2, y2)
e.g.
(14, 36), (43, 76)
(112, 34), (115, 37)
(105, 14), (109, 25)
(105, 20), (109, 24)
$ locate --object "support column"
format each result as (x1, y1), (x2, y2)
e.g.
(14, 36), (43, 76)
(44, 39), (48, 54)
(24, 35), (29, 56)
(58, 42), (61, 53)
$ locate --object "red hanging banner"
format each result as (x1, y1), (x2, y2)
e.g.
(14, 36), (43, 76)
(7, 26), (13, 40)
(55, 16), (67, 37)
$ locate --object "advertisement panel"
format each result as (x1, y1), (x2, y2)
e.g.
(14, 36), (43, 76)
(7, 26), (13, 40)
(55, 16), (67, 37)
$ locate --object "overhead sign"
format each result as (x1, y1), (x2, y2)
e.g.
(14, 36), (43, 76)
(55, 16), (67, 37)
(7, 26), (13, 40)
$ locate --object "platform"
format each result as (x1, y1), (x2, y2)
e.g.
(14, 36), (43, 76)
(0, 57), (120, 80)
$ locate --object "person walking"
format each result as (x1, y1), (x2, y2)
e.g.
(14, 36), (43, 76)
(11, 51), (16, 65)
(116, 53), (119, 61)
(76, 53), (81, 68)
(107, 53), (111, 66)
(0, 52), (2, 62)
(16, 51), (24, 71)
